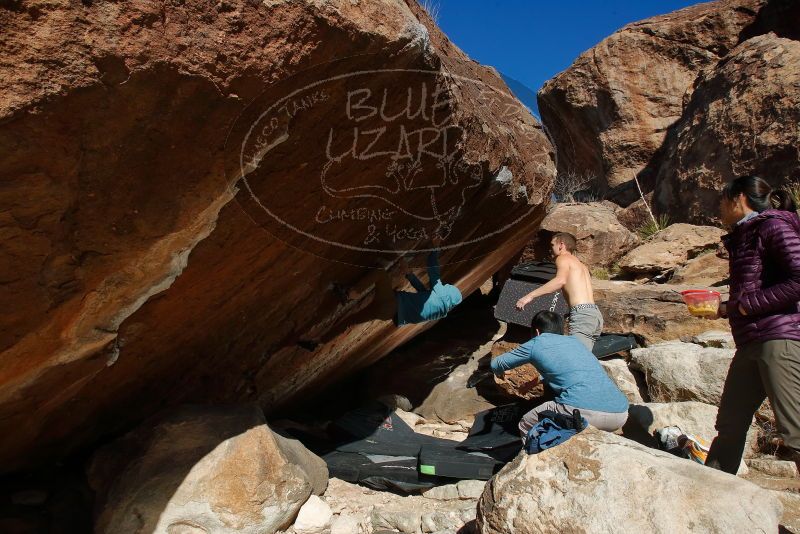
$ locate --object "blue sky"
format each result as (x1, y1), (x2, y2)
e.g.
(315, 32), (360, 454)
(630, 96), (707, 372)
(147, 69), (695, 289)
(434, 0), (703, 114)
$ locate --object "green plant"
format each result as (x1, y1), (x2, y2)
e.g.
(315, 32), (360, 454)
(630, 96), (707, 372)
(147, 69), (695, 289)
(591, 267), (610, 280)
(637, 214), (670, 240)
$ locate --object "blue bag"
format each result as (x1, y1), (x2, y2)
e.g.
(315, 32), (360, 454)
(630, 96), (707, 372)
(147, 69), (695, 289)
(524, 409), (587, 454)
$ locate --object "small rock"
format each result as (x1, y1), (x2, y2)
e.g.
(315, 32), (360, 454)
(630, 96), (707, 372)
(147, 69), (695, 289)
(330, 513), (361, 534)
(370, 509), (421, 534)
(377, 394), (413, 413)
(746, 458), (798, 478)
(423, 484), (460, 501)
(689, 330), (735, 349)
(421, 511), (457, 532)
(456, 480), (486, 500)
(394, 408), (423, 429)
(294, 495), (332, 534)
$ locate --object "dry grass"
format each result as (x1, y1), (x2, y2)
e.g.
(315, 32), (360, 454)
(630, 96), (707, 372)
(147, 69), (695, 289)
(552, 170), (596, 203)
(419, 0), (440, 23)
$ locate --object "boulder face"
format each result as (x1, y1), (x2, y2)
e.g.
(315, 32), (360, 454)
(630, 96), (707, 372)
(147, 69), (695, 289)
(617, 224), (724, 276)
(88, 405), (318, 534)
(0, 1), (555, 472)
(538, 203), (639, 268)
(653, 33), (800, 224)
(670, 251), (729, 286)
(537, 0), (764, 200)
(593, 280), (730, 344)
(629, 341), (734, 405)
(477, 427), (782, 534)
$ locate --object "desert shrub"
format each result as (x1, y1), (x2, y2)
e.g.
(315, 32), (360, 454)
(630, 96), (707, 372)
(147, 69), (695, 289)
(552, 170), (597, 203)
(637, 214), (670, 240)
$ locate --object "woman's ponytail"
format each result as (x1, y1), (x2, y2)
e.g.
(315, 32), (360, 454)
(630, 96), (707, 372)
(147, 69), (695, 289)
(723, 176), (798, 213)
(769, 189), (797, 212)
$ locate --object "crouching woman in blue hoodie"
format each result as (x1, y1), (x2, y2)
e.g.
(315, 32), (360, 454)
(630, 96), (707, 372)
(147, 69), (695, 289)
(491, 311), (629, 436)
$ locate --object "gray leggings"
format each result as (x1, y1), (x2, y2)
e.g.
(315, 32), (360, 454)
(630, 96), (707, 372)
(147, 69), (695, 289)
(568, 304), (603, 351)
(519, 400), (628, 437)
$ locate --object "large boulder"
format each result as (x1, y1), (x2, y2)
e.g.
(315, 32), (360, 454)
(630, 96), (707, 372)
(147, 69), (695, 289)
(617, 224), (725, 276)
(88, 405), (322, 534)
(477, 427), (782, 533)
(0, 0), (555, 471)
(537, 203), (639, 268)
(629, 341), (734, 405)
(537, 0), (765, 200)
(653, 33), (800, 224)
(593, 280), (730, 344)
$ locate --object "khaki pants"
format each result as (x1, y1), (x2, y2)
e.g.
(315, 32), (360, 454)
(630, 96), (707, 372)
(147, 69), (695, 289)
(518, 400), (628, 437)
(568, 304), (603, 351)
(706, 339), (800, 474)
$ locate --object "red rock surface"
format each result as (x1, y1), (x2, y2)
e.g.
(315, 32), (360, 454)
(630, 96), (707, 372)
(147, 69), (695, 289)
(537, 0), (764, 202)
(0, 0), (554, 471)
(653, 33), (800, 224)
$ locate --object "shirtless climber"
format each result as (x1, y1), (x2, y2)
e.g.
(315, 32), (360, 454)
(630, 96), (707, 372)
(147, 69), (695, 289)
(515, 232), (603, 351)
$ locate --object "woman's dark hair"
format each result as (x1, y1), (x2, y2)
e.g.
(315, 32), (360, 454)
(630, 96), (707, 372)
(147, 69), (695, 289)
(532, 311), (564, 335)
(722, 175), (797, 212)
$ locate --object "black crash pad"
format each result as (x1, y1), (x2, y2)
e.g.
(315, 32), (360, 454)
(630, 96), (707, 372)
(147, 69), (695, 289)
(323, 451), (440, 493)
(494, 279), (568, 326)
(332, 403), (455, 457)
(419, 443), (506, 480)
(510, 261), (557, 284)
(457, 403), (526, 452)
(592, 333), (639, 359)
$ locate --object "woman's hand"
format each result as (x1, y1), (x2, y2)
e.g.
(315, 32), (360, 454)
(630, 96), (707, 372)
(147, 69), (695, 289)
(704, 301), (728, 320)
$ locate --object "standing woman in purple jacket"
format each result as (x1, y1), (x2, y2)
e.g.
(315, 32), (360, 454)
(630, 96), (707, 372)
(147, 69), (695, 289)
(705, 175), (800, 475)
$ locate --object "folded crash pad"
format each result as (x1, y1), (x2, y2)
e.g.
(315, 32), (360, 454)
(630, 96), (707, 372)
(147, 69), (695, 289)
(592, 333), (639, 359)
(419, 443), (506, 480)
(323, 451), (440, 493)
(510, 261), (557, 284)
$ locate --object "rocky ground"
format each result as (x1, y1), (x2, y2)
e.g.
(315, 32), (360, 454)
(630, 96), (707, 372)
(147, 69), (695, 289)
(269, 208), (800, 534)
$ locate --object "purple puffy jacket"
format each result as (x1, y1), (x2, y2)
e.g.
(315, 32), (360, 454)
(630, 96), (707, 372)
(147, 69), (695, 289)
(724, 209), (800, 347)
